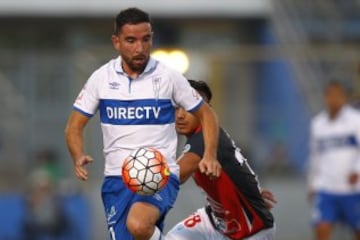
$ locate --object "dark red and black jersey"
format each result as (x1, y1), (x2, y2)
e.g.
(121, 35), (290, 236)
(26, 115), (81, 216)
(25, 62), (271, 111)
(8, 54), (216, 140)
(184, 128), (274, 239)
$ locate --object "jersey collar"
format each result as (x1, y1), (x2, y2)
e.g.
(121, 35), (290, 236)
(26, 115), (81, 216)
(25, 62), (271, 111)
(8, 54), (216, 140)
(194, 125), (202, 134)
(186, 125), (202, 138)
(326, 105), (348, 121)
(114, 56), (157, 76)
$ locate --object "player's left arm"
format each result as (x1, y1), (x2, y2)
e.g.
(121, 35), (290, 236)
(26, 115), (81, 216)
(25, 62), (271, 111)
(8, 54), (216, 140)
(349, 147), (360, 186)
(192, 103), (221, 178)
(177, 152), (202, 184)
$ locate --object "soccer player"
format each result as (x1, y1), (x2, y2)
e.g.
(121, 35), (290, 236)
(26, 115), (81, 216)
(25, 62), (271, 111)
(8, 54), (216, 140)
(64, 8), (221, 240)
(166, 80), (276, 240)
(308, 81), (360, 240)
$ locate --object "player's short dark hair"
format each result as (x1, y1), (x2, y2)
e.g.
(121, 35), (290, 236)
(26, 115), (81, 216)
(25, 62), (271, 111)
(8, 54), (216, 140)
(188, 79), (212, 103)
(114, 8), (151, 35)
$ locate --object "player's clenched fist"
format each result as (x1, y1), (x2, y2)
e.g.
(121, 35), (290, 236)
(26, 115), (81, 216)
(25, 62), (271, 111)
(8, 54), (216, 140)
(198, 156), (221, 178)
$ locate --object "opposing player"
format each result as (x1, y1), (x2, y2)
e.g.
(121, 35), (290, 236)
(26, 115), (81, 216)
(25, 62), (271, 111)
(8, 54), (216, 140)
(308, 81), (360, 240)
(166, 80), (276, 240)
(64, 8), (221, 240)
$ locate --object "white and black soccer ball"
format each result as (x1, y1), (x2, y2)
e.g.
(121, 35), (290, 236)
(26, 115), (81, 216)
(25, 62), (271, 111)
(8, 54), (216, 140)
(122, 147), (170, 196)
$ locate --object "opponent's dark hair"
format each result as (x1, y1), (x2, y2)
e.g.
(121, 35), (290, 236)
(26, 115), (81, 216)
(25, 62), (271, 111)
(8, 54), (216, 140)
(188, 79), (212, 103)
(114, 8), (151, 35)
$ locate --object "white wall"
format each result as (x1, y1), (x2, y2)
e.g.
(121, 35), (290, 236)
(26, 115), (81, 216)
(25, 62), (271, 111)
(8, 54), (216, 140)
(0, 0), (271, 17)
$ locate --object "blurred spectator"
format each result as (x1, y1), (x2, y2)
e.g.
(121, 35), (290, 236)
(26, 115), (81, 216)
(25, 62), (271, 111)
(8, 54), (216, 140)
(22, 169), (71, 240)
(20, 148), (89, 240)
(33, 149), (63, 185)
(307, 81), (360, 240)
(266, 140), (295, 177)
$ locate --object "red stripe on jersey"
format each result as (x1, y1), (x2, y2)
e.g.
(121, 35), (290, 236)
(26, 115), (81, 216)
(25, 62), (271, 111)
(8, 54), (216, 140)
(194, 169), (265, 239)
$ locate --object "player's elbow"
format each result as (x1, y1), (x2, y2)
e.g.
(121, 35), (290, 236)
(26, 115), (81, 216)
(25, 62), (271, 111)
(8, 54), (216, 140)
(64, 121), (81, 141)
(177, 154), (201, 184)
(64, 123), (73, 138)
(179, 172), (191, 184)
(179, 175), (186, 184)
(64, 125), (69, 137)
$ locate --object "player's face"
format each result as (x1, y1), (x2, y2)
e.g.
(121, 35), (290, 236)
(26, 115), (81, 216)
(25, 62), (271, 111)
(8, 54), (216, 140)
(112, 22), (153, 75)
(324, 85), (346, 115)
(175, 107), (201, 136)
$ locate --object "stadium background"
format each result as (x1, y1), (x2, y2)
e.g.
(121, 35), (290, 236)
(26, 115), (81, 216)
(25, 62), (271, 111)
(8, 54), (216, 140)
(0, 0), (359, 239)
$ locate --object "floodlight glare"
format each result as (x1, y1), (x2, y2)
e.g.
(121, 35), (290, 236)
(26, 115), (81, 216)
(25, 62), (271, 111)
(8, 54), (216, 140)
(151, 49), (189, 74)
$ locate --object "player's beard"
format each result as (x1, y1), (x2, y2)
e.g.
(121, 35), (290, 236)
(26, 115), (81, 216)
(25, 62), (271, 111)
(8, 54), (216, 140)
(123, 54), (149, 73)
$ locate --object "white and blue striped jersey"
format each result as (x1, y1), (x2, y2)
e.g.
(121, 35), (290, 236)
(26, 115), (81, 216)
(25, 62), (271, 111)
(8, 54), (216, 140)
(308, 105), (360, 193)
(73, 56), (203, 176)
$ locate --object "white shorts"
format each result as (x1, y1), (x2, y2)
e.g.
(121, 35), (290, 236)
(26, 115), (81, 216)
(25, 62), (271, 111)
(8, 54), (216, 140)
(165, 207), (275, 240)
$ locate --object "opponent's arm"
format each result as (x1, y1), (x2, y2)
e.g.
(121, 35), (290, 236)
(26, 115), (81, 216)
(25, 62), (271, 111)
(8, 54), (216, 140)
(192, 103), (221, 177)
(177, 152), (202, 184)
(65, 111), (93, 181)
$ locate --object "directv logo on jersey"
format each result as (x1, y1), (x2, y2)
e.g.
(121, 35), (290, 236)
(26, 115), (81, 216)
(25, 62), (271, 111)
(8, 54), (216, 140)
(317, 134), (358, 152)
(106, 106), (160, 120)
(99, 99), (175, 125)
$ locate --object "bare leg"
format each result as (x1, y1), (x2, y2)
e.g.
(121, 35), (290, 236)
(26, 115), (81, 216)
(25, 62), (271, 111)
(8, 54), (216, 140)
(126, 202), (161, 240)
(314, 223), (333, 240)
(353, 230), (360, 240)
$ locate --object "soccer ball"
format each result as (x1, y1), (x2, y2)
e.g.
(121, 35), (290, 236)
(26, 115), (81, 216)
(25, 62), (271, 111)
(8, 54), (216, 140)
(122, 147), (170, 196)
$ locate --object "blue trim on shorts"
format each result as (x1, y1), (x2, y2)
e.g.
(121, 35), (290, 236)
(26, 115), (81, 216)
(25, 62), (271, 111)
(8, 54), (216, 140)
(312, 191), (360, 230)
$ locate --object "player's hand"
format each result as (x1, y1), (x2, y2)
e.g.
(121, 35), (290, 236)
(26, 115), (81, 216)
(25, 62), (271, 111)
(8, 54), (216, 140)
(261, 189), (277, 209)
(348, 172), (359, 186)
(74, 154), (93, 181)
(198, 156), (221, 178)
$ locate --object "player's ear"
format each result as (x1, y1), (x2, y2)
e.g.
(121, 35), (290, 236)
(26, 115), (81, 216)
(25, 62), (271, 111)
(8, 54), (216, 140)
(111, 35), (120, 51)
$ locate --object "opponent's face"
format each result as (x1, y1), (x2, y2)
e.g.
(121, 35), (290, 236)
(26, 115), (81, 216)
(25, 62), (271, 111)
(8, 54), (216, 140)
(112, 22), (153, 75)
(324, 85), (346, 115)
(175, 107), (201, 136)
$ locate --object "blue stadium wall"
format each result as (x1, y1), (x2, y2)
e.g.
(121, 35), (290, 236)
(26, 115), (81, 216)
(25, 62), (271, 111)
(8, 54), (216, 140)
(255, 23), (311, 174)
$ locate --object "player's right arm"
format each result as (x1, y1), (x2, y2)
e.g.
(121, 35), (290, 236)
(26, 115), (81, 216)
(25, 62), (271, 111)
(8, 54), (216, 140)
(65, 70), (100, 181)
(65, 111), (93, 181)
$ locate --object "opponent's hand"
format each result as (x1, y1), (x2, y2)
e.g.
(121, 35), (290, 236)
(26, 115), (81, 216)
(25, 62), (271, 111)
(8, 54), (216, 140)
(261, 189), (277, 209)
(198, 156), (221, 178)
(74, 155), (93, 181)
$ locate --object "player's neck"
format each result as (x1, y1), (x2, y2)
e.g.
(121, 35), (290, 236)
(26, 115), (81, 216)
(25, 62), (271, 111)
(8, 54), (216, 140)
(191, 125), (202, 135)
(121, 63), (145, 79)
(328, 108), (341, 120)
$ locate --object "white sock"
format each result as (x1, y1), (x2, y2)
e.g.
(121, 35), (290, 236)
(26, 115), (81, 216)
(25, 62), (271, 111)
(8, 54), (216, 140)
(149, 226), (163, 240)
